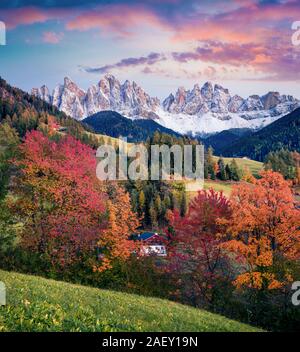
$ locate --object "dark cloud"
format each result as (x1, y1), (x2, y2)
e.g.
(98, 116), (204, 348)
(0, 1), (105, 8)
(172, 41), (262, 66)
(83, 52), (166, 73)
(0, 0), (193, 10)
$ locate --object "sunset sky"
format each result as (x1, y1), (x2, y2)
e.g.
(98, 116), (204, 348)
(0, 0), (300, 99)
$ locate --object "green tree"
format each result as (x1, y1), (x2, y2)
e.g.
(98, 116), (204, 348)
(131, 189), (139, 213)
(218, 157), (227, 180)
(210, 167), (216, 180)
(0, 202), (18, 256)
(0, 123), (20, 199)
(206, 146), (214, 165)
(264, 149), (296, 179)
(149, 202), (158, 228)
(225, 164), (232, 180)
(179, 191), (188, 217)
(138, 190), (146, 215)
(154, 194), (162, 218)
(229, 159), (243, 181)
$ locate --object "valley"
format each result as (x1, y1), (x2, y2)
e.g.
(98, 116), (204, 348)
(1, 0), (300, 335)
(0, 76), (299, 333)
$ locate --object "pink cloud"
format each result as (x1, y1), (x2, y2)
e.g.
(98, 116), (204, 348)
(172, 42), (269, 66)
(1, 7), (67, 29)
(61, 1), (300, 49)
(42, 31), (64, 44)
(172, 38), (300, 81)
(1, 2), (299, 81)
(3, 2), (300, 46)
(142, 66), (174, 78)
(169, 1), (300, 45)
(65, 5), (169, 38)
(64, 4), (260, 43)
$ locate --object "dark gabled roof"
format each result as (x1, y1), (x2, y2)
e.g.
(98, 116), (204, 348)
(130, 232), (161, 241)
(130, 232), (169, 242)
(139, 232), (158, 241)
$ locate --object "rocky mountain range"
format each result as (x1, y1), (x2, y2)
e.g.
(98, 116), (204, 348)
(163, 83), (297, 117)
(32, 74), (299, 135)
(32, 75), (160, 121)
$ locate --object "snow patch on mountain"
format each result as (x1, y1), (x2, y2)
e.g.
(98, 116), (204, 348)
(154, 108), (292, 136)
(32, 75), (299, 135)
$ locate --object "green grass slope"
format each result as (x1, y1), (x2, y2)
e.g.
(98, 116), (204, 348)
(204, 180), (234, 197)
(0, 270), (261, 332)
(212, 156), (263, 177)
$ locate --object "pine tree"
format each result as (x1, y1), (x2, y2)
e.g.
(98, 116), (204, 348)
(204, 163), (209, 179)
(170, 192), (176, 210)
(149, 202), (158, 228)
(163, 195), (171, 209)
(229, 159), (242, 181)
(225, 164), (232, 180)
(180, 191), (188, 217)
(154, 194), (162, 218)
(206, 146), (214, 165)
(210, 167), (216, 180)
(131, 189), (139, 213)
(138, 190), (146, 215)
(217, 157), (227, 180)
(264, 149), (296, 179)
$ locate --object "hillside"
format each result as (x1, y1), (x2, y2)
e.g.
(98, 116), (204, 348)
(221, 108), (300, 161)
(0, 77), (99, 148)
(0, 77), (65, 120)
(212, 156), (263, 177)
(204, 180), (234, 197)
(83, 110), (182, 142)
(0, 270), (261, 332)
(203, 128), (252, 155)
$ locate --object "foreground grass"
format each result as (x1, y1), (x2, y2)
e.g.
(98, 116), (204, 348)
(0, 270), (261, 332)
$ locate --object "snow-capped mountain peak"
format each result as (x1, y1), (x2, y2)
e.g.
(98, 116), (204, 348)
(32, 74), (160, 120)
(32, 75), (299, 135)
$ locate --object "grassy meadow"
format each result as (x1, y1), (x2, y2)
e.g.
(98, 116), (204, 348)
(0, 270), (262, 332)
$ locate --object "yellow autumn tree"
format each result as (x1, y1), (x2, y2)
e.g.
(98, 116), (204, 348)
(241, 166), (256, 184)
(95, 186), (140, 272)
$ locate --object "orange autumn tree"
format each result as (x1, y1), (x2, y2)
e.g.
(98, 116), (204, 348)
(94, 185), (140, 272)
(222, 170), (300, 290)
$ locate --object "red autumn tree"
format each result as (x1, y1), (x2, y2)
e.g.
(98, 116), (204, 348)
(9, 130), (107, 267)
(221, 170), (300, 290)
(11, 130), (140, 270)
(166, 189), (232, 306)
